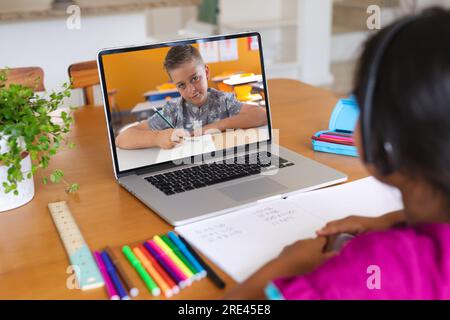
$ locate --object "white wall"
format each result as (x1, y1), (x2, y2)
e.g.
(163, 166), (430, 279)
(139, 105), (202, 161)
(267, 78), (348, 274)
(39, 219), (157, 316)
(0, 0), (153, 12)
(416, 0), (450, 9)
(219, 0), (291, 24)
(0, 12), (153, 106)
(0, 0), (52, 12)
(297, 0), (333, 85)
(5, 0), (447, 98)
(218, 0), (297, 58)
(331, 0), (450, 62)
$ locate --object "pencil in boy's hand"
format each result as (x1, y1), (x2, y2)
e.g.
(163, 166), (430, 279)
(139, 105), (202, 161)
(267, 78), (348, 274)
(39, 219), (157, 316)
(152, 107), (175, 129)
(178, 234), (226, 289)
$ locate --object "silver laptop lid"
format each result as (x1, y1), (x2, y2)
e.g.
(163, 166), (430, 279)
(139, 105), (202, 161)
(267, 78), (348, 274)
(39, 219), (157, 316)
(97, 32), (273, 179)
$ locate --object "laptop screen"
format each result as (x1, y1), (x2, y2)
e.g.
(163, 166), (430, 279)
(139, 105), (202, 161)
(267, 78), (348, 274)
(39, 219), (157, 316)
(98, 33), (271, 174)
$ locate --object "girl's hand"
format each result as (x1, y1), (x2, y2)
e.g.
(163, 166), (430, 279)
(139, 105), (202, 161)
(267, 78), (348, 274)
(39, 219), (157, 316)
(277, 237), (336, 276)
(316, 211), (406, 237)
(224, 237), (334, 300)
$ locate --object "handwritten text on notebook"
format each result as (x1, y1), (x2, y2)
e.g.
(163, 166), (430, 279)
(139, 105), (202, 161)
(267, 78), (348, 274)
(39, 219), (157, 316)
(176, 177), (403, 282)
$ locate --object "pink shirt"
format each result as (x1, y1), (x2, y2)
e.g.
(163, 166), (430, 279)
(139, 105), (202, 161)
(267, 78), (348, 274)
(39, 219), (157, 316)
(270, 223), (450, 300)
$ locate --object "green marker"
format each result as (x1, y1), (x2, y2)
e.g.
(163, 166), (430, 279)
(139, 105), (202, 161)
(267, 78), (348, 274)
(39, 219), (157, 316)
(161, 235), (200, 279)
(122, 245), (161, 296)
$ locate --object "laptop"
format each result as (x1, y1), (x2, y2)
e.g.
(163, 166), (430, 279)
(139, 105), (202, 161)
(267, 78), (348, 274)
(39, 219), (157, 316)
(97, 32), (347, 226)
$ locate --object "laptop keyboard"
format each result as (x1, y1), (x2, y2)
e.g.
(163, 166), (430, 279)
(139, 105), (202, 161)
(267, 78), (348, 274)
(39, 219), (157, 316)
(145, 151), (294, 196)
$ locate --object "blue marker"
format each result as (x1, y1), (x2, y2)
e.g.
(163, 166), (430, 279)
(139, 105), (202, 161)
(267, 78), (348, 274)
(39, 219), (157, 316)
(168, 231), (206, 278)
(101, 251), (130, 300)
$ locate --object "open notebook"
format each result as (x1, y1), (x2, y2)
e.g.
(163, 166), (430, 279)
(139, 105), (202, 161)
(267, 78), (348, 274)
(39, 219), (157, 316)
(175, 177), (404, 282)
(116, 135), (216, 171)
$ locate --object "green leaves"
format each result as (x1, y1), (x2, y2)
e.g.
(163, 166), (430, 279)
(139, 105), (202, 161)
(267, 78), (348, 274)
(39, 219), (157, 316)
(0, 69), (79, 195)
(50, 169), (64, 183)
(67, 183), (79, 193)
(48, 169), (78, 193)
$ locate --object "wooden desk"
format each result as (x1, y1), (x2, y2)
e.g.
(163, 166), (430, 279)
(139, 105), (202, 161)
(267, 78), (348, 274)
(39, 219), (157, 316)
(0, 79), (369, 299)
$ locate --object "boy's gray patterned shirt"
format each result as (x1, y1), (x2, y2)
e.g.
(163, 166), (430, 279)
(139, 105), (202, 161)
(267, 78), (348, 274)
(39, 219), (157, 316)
(147, 88), (242, 132)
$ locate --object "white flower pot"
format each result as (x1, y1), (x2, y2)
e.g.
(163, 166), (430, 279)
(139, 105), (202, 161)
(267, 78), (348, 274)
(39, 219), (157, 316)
(0, 135), (35, 212)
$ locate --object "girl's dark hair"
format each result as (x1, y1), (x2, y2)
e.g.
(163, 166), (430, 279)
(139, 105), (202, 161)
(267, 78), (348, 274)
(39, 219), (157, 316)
(353, 7), (450, 203)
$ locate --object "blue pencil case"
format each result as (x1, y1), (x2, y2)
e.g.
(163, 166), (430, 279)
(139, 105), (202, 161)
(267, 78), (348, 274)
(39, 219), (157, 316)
(312, 96), (360, 157)
(146, 91), (180, 101)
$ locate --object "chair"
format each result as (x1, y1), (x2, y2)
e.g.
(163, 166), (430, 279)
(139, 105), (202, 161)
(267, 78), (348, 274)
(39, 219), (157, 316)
(1, 67), (45, 91)
(68, 60), (118, 109)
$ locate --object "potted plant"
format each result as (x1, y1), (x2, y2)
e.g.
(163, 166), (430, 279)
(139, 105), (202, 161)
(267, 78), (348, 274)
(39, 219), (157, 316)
(0, 69), (78, 212)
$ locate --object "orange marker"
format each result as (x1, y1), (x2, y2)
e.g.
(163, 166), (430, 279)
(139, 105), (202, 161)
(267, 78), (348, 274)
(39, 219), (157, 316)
(133, 247), (173, 298)
(139, 244), (179, 294)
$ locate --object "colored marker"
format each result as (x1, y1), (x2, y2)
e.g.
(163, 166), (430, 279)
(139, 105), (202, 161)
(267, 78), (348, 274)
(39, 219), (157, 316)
(311, 135), (354, 146)
(133, 247), (173, 298)
(150, 239), (191, 287)
(154, 235), (194, 280)
(139, 244), (180, 294)
(122, 245), (161, 296)
(168, 231), (207, 278)
(94, 251), (120, 300)
(161, 234), (200, 279)
(147, 240), (191, 287)
(320, 134), (354, 142)
(325, 130), (353, 137)
(105, 246), (139, 297)
(101, 250), (130, 300)
(178, 235), (226, 289)
(318, 136), (354, 144)
(143, 241), (186, 289)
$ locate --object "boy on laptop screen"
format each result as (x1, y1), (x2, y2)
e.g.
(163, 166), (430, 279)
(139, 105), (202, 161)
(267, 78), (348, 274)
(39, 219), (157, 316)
(97, 33), (347, 226)
(115, 44), (267, 150)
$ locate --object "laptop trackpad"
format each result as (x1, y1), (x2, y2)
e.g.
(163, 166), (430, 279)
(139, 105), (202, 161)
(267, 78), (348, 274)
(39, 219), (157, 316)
(219, 178), (287, 202)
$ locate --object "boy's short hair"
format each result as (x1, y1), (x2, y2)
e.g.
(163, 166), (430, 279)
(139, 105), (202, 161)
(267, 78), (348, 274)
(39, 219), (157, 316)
(164, 45), (204, 72)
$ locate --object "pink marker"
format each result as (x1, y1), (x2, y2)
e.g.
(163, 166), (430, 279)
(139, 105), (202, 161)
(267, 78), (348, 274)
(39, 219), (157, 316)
(94, 251), (120, 300)
(146, 240), (191, 288)
(320, 134), (354, 142)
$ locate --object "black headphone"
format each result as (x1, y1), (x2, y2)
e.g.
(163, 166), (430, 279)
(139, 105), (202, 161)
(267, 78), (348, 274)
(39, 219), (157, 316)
(361, 15), (419, 175)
